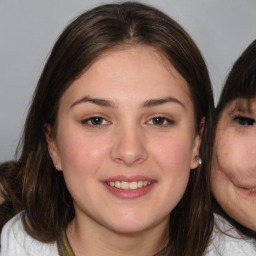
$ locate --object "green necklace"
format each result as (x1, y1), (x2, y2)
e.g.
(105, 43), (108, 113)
(57, 230), (75, 256)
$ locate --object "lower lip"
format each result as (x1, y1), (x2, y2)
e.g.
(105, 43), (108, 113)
(237, 187), (256, 197)
(102, 182), (156, 199)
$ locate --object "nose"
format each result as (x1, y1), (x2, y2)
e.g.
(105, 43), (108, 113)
(110, 125), (148, 166)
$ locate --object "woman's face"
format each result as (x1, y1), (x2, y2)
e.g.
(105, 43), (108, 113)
(212, 98), (256, 231)
(47, 46), (201, 236)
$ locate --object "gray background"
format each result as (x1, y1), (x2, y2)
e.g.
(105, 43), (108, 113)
(0, 0), (256, 162)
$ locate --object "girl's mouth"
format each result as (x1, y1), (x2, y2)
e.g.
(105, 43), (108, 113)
(238, 187), (256, 192)
(235, 183), (256, 196)
(102, 176), (156, 199)
(105, 180), (152, 190)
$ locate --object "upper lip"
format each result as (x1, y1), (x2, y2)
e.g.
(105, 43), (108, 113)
(234, 183), (256, 190)
(102, 175), (156, 183)
(237, 187), (256, 191)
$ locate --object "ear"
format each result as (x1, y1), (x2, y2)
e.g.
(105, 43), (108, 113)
(44, 124), (62, 171)
(190, 117), (205, 169)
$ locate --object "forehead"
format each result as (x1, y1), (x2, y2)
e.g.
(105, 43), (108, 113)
(92, 45), (185, 80)
(60, 45), (193, 107)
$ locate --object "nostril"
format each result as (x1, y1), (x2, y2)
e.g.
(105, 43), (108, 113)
(110, 128), (148, 166)
(111, 145), (148, 166)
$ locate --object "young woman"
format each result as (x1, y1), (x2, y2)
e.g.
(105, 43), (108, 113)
(210, 40), (256, 255)
(0, 2), (215, 255)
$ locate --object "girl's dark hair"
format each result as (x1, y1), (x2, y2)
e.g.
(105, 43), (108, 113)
(1, 2), (215, 255)
(214, 40), (256, 238)
(217, 40), (256, 114)
(0, 161), (23, 231)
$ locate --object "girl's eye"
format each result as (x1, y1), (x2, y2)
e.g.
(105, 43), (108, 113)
(81, 117), (109, 127)
(233, 116), (255, 126)
(147, 117), (174, 126)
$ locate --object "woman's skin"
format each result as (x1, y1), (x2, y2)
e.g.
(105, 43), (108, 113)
(212, 98), (256, 232)
(46, 45), (202, 256)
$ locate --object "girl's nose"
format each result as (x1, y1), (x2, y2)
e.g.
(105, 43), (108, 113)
(110, 126), (148, 167)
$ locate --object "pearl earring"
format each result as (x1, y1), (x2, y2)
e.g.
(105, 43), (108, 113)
(196, 155), (202, 165)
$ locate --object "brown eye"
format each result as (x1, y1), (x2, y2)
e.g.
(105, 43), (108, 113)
(148, 117), (174, 126)
(81, 117), (108, 126)
(234, 116), (255, 126)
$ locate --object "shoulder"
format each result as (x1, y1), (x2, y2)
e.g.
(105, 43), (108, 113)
(205, 214), (256, 256)
(0, 212), (58, 256)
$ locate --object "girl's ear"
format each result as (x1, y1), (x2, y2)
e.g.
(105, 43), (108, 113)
(44, 124), (62, 171)
(190, 117), (205, 169)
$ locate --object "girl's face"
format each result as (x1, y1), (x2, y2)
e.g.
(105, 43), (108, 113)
(212, 98), (256, 231)
(47, 46), (201, 236)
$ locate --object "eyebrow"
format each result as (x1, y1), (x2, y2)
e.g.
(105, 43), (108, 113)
(70, 96), (118, 108)
(70, 96), (185, 109)
(143, 97), (185, 109)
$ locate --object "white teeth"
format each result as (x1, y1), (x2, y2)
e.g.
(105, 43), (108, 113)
(115, 181), (121, 188)
(137, 181), (143, 188)
(129, 181), (137, 189)
(122, 181), (129, 189)
(106, 181), (152, 190)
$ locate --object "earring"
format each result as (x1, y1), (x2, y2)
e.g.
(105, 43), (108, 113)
(55, 164), (58, 170)
(196, 155), (202, 165)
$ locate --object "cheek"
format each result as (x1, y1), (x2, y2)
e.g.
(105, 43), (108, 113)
(211, 164), (228, 197)
(215, 130), (242, 176)
(57, 133), (110, 175)
(216, 133), (256, 180)
(57, 134), (112, 201)
(150, 134), (194, 175)
(146, 135), (193, 215)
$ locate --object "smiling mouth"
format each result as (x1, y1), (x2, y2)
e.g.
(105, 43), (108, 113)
(238, 187), (256, 192)
(235, 184), (256, 193)
(105, 181), (152, 190)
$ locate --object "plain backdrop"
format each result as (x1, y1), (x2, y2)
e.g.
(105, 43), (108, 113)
(0, 0), (256, 162)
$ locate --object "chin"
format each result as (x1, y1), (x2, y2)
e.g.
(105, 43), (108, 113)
(104, 213), (156, 234)
(107, 222), (151, 235)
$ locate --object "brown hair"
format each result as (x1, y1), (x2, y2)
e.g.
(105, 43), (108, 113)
(217, 40), (256, 114)
(2, 2), (215, 255)
(0, 161), (23, 231)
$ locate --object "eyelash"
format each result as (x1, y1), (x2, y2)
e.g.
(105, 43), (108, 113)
(81, 116), (174, 128)
(146, 116), (175, 127)
(233, 116), (255, 126)
(81, 116), (110, 127)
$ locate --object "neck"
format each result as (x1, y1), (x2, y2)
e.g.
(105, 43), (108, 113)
(66, 215), (169, 256)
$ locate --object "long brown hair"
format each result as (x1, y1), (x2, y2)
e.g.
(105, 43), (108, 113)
(2, 2), (215, 255)
(0, 161), (23, 230)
